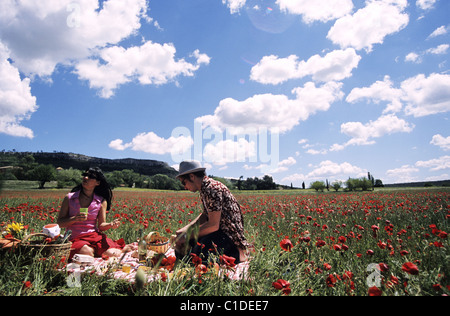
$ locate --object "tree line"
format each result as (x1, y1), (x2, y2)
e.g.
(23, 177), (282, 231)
(309, 172), (384, 192)
(0, 154), (183, 190)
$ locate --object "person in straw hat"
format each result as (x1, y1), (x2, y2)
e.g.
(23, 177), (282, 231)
(175, 161), (250, 264)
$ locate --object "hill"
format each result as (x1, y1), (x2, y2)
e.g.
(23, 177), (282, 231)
(0, 151), (178, 178)
(384, 179), (450, 188)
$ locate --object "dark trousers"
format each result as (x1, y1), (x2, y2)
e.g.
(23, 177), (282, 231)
(175, 230), (240, 264)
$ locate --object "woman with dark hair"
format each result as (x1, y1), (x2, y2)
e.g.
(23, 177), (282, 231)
(58, 167), (125, 260)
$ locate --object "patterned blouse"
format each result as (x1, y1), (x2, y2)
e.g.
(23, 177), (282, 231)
(200, 177), (249, 249)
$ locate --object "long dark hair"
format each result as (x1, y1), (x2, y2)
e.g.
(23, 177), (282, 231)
(71, 167), (113, 210)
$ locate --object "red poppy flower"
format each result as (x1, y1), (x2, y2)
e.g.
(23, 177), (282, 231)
(379, 263), (389, 272)
(368, 286), (382, 296)
(402, 262), (419, 275)
(326, 274), (337, 287)
(272, 279), (291, 295)
(220, 254), (236, 268)
(280, 238), (293, 252)
(190, 253), (202, 266)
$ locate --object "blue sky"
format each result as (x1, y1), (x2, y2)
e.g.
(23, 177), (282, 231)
(0, 0), (449, 186)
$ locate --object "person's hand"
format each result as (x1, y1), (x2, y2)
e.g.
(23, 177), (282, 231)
(175, 232), (186, 250)
(110, 219), (121, 229)
(74, 214), (87, 222)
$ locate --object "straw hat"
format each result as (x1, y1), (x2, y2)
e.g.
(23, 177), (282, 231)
(176, 161), (206, 179)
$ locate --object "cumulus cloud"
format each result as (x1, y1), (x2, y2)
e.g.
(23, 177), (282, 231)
(109, 132), (193, 155)
(415, 155), (450, 171)
(0, 43), (37, 138)
(276, 0), (354, 24)
(416, 0), (437, 10)
(386, 165), (419, 183)
(0, 0), (149, 77)
(347, 73), (450, 117)
(405, 44), (449, 64)
(346, 75), (404, 114)
(428, 25), (449, 38)
(327, 0), (409, 52)
(282, 160), (366, 184)
(222, 0), (247, 14)
(250, 48), (361, 85)
(203, 138), (257, 166)
(0, 0), (209, 99)
(430, 134), (450, 151)
(76, 43), (210, 98)
(402, 73), (450, 117)
(331, 114), (414, 150)
(196, 81), (344, 134)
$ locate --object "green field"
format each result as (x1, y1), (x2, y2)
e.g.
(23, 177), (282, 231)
(1, 187), (449, 296)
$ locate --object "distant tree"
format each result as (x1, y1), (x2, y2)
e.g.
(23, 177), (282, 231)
(28, 164), (55, 189)
(374, 179), (384, 187)
(302, 181), (305, 190)
(56, 168), (82, 188)
(310, 181), (326, 192)
(331, 180), (343, 192)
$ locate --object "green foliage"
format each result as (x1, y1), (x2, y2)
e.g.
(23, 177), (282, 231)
(310, 181), (326, 192)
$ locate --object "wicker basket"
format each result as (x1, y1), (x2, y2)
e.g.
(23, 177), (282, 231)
(19, 233), (72, 265)
(0, 237), (21, 252)
(145, 231), (170, 254)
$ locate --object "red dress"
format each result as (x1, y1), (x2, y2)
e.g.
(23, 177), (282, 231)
(67, 191), (124, 260)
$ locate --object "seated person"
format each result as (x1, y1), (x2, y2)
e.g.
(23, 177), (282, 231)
(174, 161), (250, 264)
(57, 167), (125, 260)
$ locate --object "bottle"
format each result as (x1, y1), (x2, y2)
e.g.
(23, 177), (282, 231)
(61, 230), (72, 244)
(138, 229), (147, 263)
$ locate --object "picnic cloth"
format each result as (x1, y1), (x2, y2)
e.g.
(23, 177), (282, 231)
(64, 242), (250, 284)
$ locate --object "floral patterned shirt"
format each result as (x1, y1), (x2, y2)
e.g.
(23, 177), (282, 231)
(200, 177), (249, 249)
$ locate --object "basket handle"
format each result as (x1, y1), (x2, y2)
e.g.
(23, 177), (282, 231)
(145, 231), (160, 243)
(20, 233), (49, 244)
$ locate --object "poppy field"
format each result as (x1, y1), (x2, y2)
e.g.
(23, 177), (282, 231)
(0, 188), (449, 296)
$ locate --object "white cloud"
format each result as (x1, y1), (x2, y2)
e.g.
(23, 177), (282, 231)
(416, 0), (437, 10)
(405, 52), (422, 64)
(109, 132), (193, 155)
(407, 44), (449, 64)
(222, 0), (246, 14)
(250, 55), (301, 85)
(426, 44), (449, 55)
(306, 149), (328, 155)
(386, 165), (419, 183)
(276, 0), (354, 24)
(308, 160), (366, 179)
(75, 42), (210, 98)
(402, 73), (450, 117)
(250, 48), (361, 85)
(0, 0), (208, 99)
(430, 134), (450, 151)
(346, 75), (403, 113)
(0, 42), (37, 138)
(428, 25), (449, 38)
(203, 138), (257, 166)
(416, 156), (450, 171)
(0, 0), (149, 77)
(346, 73), (450, 117)
(327, 0), (409, 52)
(196, 81), (343, 134)
(332, 114), (414, 150)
